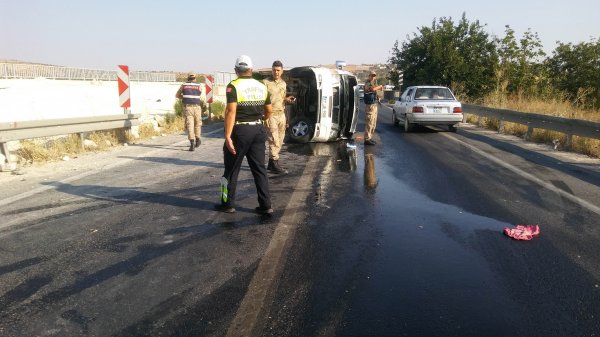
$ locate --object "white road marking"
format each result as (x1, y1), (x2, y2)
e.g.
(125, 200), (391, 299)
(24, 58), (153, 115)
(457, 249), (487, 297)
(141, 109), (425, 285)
(226, 157), (318, 337)
(441, 132), (600, 216)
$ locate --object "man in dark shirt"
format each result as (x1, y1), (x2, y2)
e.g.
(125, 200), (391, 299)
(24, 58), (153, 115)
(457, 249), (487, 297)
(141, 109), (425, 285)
(176, 73), (204, 151)
(215, 55), (273, 215)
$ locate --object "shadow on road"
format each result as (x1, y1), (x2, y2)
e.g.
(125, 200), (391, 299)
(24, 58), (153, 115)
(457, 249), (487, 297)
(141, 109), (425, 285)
(42, 181), (216, 210)
(117, 156), (226, 169)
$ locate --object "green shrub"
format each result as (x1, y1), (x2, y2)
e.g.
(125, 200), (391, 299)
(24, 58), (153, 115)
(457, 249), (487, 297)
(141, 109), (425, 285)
(210, 101), (226, 120)
(175, 98), (226, 121)
(173, 99), (184, 117)
(164, 112), (176, 124)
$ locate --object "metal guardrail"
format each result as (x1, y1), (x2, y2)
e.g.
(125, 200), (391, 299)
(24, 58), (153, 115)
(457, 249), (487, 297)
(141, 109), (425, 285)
(0, 114), (140, 164)
(462, 104), (600, 149)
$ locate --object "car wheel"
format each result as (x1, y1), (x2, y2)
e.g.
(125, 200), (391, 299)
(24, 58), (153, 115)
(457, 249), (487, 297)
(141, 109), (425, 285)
(392, 110), (399, 126)
(288, 118), (312, 143)
(448, 124), (457, 132)
(404, 116), (413, 132)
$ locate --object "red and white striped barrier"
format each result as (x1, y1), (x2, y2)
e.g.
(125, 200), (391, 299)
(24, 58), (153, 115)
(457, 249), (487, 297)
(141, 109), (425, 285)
(205, 75), (213, 104)
(117, 65), (130, 109)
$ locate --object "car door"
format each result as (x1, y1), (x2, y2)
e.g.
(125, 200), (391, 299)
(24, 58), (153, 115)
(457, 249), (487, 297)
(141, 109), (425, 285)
(398, 87), (414, 121)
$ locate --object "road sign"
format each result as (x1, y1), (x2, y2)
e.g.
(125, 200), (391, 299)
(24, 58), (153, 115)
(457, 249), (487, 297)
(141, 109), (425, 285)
(117, 65), (130, 109)
(206, 75), (214, 103)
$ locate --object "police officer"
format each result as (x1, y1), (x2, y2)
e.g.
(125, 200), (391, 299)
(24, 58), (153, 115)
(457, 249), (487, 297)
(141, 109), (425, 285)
(176, 73), (204, 151)
(215, 55), (273, 214)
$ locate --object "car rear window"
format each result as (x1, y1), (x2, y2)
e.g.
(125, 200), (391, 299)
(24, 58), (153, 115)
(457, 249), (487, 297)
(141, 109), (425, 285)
(414, 88), (454, 100)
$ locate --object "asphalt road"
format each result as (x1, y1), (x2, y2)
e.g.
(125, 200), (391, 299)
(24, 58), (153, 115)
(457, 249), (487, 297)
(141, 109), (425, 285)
(263, 105), (600, 337)
(1, 106), (600, 337)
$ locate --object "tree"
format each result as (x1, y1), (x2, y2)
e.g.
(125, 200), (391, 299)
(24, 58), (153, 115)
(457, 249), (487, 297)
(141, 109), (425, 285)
(546, 38), (600, 108)
(388, 13), (497, 99)
(496, 26), (547, 97)
(387, 41), (402, 89)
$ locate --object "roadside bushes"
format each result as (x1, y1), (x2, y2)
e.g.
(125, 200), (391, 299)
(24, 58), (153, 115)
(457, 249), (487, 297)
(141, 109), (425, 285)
(209, 101), (226, 120)
(173, 99), (224, 121)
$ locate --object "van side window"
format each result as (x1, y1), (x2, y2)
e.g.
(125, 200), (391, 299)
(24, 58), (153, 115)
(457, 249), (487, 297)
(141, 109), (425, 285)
(332, 86), (340, 122)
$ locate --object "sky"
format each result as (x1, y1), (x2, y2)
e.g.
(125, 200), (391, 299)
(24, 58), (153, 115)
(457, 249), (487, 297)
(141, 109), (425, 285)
(1, 0), (599, 74)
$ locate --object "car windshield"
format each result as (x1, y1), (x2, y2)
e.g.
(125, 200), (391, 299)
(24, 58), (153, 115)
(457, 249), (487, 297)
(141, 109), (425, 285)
(414, 88), (454, 100)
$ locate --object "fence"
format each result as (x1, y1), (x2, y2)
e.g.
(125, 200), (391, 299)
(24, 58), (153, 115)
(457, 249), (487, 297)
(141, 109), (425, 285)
(0, 63), (176, 82)
(462, 104), (600, 149)
(214, 71), (237, 85)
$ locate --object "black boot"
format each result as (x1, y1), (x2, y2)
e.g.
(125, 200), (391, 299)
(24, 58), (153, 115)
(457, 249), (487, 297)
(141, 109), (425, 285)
(269, 159), (288, 174)
(188, 139), (195, 151)
(267, 158), (275, 171)
(195, 137), (201, 148)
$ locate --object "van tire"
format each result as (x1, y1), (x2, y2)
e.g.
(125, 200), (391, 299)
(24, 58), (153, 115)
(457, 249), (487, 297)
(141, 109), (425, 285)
(289, 118), (312, 143)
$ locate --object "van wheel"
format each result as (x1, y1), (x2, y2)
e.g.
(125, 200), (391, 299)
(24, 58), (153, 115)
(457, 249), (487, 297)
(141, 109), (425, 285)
(289, 118), (312, 143)
(392, 110), (399, 126)
(448, 124), (457, 132)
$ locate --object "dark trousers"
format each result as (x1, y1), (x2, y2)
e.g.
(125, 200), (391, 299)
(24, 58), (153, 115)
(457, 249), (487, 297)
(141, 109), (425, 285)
(221, 124), (271, 208)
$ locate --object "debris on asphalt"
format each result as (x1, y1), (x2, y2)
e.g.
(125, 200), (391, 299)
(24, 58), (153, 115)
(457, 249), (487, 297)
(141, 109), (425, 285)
(504, 224), (540, 240)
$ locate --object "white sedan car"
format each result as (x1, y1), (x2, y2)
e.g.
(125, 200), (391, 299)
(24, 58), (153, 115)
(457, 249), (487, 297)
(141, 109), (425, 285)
(392, 86), (463, 132)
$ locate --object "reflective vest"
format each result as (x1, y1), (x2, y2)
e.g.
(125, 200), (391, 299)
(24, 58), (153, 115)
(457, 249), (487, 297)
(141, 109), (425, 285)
(230, 78), (268, 107)
(230, 77), (268, 121)
(181, 82), (202, 105)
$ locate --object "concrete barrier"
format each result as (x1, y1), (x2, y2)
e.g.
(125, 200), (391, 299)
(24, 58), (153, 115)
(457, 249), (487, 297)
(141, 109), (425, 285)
(0, 79), (182, 123)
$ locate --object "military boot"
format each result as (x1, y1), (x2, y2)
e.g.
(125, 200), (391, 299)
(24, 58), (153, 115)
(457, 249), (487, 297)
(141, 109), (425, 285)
(188, 139), (195, 151)
(269, 159), (288, 174)
(267, 158), (275, 171)
(195, 137), (201, 148)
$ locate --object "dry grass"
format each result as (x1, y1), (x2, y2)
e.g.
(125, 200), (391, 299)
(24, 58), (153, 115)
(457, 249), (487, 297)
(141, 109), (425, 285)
(138, 124), (160, 139)
(468, 95), (600, 158)
(89, 130), (125, 150)
(161, 114), (185, 133)
(16, 115), (187, 165)
(18, 135), (84, 163)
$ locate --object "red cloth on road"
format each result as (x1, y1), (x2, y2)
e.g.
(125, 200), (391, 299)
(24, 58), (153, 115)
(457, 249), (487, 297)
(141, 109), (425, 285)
(504, 224), (540, 240)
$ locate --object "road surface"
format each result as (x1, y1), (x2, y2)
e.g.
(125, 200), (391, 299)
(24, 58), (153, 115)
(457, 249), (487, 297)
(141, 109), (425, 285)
(1, 107), (599, 337)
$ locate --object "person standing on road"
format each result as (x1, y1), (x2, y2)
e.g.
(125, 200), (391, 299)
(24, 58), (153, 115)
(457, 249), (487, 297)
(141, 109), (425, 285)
(363, 71), (384, 146)
(262, 60), (295, 174)
(176, 73), (204, 151)
(216, 55), (273, 215)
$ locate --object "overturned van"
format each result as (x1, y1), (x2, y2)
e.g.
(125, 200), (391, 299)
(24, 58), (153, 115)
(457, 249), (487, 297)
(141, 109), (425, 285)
(266, 66), (359, 143)
(285, 67), (359, 143)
